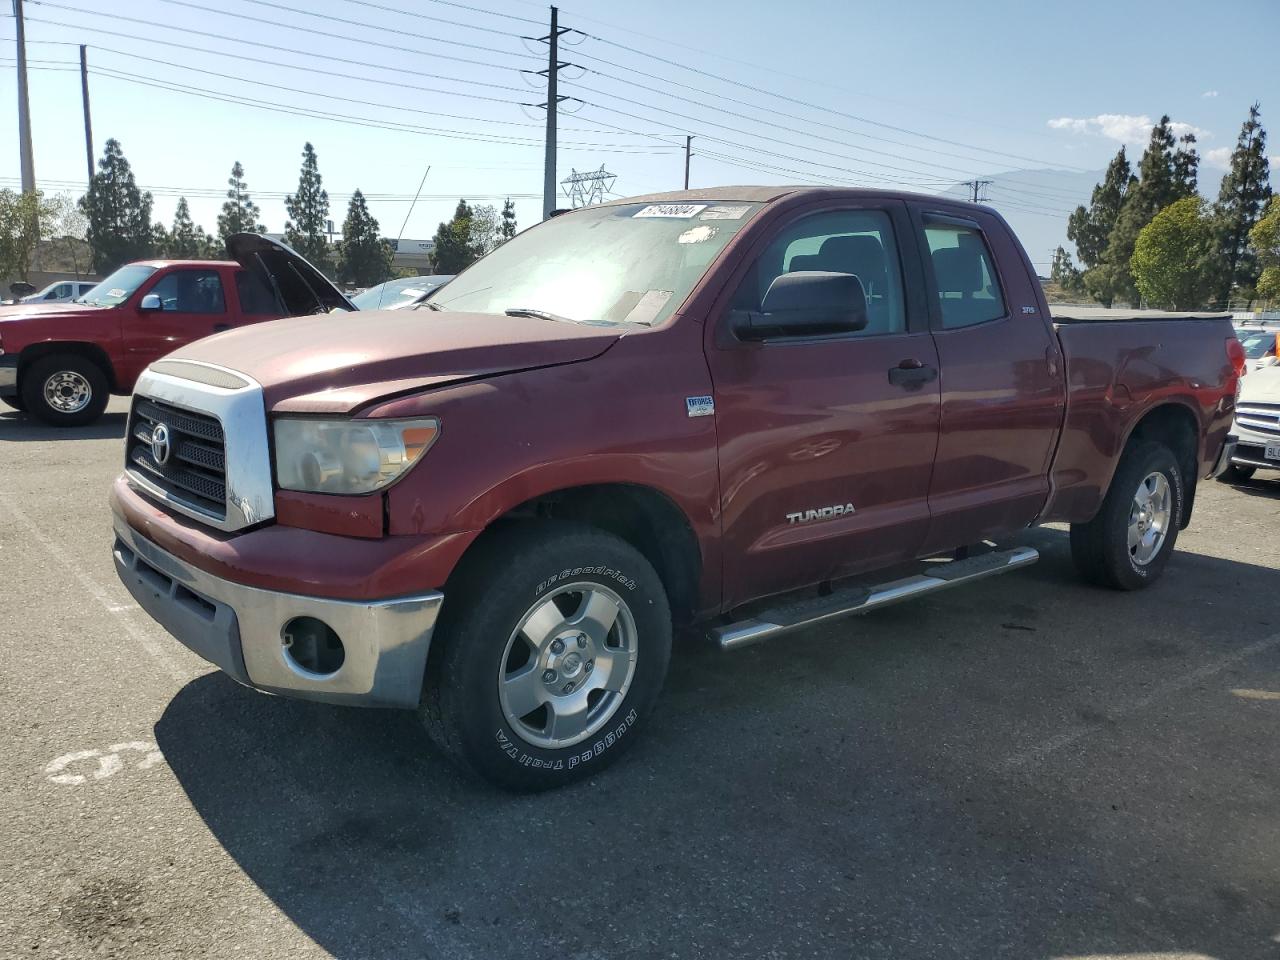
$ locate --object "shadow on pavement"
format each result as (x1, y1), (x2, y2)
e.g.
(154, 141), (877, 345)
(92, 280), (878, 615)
(0, 411), (127, 442)
(155, 528), (1280, 960)
(1219, 475), (1280, 500)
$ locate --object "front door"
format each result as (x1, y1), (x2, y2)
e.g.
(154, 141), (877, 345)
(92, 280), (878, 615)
(121, 268), (232, 386)
(705, 201), (941, 609)
(910, 207), (1066, 554)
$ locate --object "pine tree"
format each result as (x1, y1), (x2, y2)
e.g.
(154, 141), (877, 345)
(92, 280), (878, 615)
(284, 142), (332, 274)
(1089, 117), (1189, 306)
(500, 198), (517, 242)
(430, 199), (479, 274)
(1212, 103), (1272, 301)
(217, 161), (264, 241)
(1067, 147), (1135, 270)
(79, 139), (155, 273)
(167, 197), (204, 258)
(1172, 133), (1200, 198)
(337, 189), (392, 287)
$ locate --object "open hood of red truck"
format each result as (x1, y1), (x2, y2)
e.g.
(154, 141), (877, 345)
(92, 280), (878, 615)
(168, 307), (623, 413)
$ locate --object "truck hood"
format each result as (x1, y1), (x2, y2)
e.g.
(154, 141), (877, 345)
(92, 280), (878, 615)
(226, 232), (358, 314)
(0, 300), (106, 323)
(169, 308), (622, 413)
(1240, 366), (1280, 404)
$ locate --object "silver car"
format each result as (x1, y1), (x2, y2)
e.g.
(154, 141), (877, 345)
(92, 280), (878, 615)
(1222, 363), (1280, 482)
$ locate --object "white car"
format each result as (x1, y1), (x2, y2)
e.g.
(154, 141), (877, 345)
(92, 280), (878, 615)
(1222, 363), (1280, 482)
(20, 280), (98, 304)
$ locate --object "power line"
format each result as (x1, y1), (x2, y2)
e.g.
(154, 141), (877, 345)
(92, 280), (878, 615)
(250, 0), (533, 40)
(569, 28), (1093, 173)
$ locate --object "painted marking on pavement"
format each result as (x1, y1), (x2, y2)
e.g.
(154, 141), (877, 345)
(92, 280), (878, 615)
(1006, 631), (1280, 769)
(45, 741), (165, 785)
(0, 489), (187, 681)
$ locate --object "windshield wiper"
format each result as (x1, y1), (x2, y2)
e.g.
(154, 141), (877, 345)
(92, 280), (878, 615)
(417, 300), (443, 311)
(505, 307), (576, 323)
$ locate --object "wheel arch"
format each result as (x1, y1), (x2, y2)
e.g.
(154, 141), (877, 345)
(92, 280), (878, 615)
(458, 482), (704, 624)
(1117, 400), (1201, 529)
(19, 341), (118, 391)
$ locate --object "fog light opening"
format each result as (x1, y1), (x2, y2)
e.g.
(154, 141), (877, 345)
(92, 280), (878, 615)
(281, 616), (345, 676)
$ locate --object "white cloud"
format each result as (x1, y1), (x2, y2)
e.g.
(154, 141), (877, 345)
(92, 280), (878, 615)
(1047, 114), (1210, 144)
(1202, 90), (1219, 98)
(1205, 147), (1233, 169)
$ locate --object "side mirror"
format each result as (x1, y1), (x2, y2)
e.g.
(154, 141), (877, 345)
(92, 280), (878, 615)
(139, 293), (162, 311)
(733, 271), (869, 340)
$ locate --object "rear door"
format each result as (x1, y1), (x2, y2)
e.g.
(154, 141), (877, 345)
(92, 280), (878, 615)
(909, 206), (1065, 554)
(705, 199), (941, 608)
(119, 267), (232, 384)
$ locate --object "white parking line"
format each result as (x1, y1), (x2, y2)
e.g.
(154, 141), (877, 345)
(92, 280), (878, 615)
(0, 489), (188, 682)
(1006, 631), (1280, 769)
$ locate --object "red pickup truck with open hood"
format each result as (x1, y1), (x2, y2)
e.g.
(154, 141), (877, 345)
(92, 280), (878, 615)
(109, 187), (1243, 791)
(0, 236), (353, 426)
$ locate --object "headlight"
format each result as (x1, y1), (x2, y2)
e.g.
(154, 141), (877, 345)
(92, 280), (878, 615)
(273, 417), (440, 495)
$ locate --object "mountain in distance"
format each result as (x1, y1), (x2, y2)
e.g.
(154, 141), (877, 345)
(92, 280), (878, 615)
(939, 168), (1103, 277)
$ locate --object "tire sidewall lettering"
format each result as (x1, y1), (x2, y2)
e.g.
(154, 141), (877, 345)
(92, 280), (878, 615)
(495, 707), (639, 772)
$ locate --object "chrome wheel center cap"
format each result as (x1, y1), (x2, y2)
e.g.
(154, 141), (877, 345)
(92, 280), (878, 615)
(560, 651), (584, 678)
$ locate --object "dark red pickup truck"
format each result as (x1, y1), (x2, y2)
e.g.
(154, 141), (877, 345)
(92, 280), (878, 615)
(0, 237), (352, 425)
(109, 187), (1243, 791)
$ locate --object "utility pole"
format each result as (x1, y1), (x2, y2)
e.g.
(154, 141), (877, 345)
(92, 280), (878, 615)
(14, 0), (36, 193)
(963, 179), (992, 203)
(530, 6), (570, 220)
(80, 45), (94, 187)
(684, 136), (693, 190)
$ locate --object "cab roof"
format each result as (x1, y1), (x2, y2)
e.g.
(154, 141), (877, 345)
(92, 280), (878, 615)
(599, 185), (979, 207)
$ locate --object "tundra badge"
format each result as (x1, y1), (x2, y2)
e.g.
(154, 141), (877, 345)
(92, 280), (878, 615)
(786, 503), (855, 524)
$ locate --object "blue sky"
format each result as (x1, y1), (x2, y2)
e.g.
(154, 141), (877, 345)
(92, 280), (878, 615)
(1, 0), (1275, 262)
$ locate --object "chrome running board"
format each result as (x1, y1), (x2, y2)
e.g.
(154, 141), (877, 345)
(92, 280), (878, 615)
(712, 546), (1039, 651)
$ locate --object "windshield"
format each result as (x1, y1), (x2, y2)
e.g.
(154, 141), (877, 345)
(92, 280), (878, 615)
(1238, 330), (1277, 359)
(426, 201), (763, 325)
(352, 276), (451, 311)
(78, 264), (158, 307)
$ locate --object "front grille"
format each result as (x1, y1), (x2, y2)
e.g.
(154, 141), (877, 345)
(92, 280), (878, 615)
(126, 397), (228, 519)
(1236, 402), (1280, 437)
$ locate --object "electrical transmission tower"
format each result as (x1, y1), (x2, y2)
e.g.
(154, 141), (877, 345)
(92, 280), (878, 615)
(963, 179), (993, 203)
(561, 166), (616, 208)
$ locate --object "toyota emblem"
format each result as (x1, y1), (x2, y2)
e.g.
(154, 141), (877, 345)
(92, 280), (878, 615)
(151, 422), (172, 466)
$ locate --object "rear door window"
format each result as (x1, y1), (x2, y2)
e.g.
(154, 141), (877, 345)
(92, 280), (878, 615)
(923, 221), (1006, 329)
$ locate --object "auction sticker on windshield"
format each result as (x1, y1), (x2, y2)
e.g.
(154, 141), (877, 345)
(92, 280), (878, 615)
(633, 204), (708, 218)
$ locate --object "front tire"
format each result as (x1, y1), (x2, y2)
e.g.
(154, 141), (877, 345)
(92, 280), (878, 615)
(0, 393), (25, 412)
(21, 354), (109, 427)
(1070, 440), (1183, 590)
(421, 522), (672, 792)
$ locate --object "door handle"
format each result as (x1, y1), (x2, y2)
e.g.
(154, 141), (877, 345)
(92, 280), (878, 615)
(888, 359), (938, 388)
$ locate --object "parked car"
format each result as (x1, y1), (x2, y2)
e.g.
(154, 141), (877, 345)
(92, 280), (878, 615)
(1219, 361), (1280, 481)
(1234, 324), (1278, 371)
(110, 187), (1241, 791)
(351, 275), (453, 311)
(0, 235), (352, 426)
(19, 279), (99, 304)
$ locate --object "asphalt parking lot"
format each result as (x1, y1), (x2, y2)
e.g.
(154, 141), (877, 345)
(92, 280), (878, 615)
(2, 396), (1279, 960)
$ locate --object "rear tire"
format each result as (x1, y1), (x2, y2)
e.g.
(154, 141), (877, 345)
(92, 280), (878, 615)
(21, 354), (110, 427)
(1070, 440), (1183, 590)
(420, 522), (672, 792)
(1217, 463), (1255, 483)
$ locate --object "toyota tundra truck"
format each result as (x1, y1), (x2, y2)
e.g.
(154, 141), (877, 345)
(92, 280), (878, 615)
(0, 236), (353, 426)
(109, 187), (1243, 791)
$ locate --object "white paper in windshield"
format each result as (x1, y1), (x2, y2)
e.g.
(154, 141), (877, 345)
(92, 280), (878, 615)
(633, 203), (708, 219)
(700, 205), (750, 220)
(623, 289), (673, 325)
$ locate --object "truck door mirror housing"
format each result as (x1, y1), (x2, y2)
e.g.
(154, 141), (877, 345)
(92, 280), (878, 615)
(733, 271), (869, 340)
(139, 293), (163, 311)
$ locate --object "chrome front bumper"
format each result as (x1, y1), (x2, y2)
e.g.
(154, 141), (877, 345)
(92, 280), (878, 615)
(112, 516), (443, 708)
